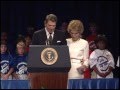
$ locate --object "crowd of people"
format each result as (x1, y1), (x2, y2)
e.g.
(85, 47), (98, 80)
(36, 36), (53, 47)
(1, 14), (119, 82)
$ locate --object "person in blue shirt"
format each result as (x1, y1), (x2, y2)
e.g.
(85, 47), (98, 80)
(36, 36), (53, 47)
(13, 41), (29, 80)
(1, 41), (14, 80)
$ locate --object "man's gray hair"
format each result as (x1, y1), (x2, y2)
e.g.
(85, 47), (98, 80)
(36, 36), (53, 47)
(45, 14), (57, 23)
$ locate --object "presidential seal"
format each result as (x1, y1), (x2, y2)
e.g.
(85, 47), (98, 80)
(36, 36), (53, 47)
(41, 48), (58, 65)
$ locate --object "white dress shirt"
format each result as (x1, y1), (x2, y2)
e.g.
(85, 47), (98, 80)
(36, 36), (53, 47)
(45, 28), (54, 45)
(45, 28), (54, 39)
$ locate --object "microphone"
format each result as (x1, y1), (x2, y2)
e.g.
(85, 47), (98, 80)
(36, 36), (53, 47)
(46, 39), (51, 45)
(45, 33), (53, 45)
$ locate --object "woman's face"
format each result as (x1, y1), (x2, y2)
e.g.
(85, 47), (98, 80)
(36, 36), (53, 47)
(70, 30), (81, 41)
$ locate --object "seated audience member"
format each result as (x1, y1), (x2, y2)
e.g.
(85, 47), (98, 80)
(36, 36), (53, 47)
(1, 31), (15, 54)
(1, 41), (14, 80)
(86, 22), (98, 54)
(13, 41), (29, 80)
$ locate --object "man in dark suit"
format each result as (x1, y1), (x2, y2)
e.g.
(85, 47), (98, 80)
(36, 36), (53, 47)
(32, 14), (66, 45)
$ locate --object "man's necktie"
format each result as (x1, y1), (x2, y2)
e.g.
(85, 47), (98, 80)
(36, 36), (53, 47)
(48, 33), (52, 45)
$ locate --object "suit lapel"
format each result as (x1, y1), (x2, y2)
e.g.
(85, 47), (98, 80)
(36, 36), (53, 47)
(40, 29), (47, 45)
(52, 30), (57, 44)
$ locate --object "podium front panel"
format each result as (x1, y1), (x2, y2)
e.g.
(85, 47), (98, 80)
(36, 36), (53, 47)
(28, 45), (71, 72)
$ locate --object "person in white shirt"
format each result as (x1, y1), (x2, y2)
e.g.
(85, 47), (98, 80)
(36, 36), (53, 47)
(66, 20), (89, 79)
(89, 35), (115, 78)
(116, 56), (119, 67)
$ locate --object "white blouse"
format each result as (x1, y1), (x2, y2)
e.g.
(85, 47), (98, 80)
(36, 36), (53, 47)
(66, 38), (89, 79)
(67, 38), (89, 66)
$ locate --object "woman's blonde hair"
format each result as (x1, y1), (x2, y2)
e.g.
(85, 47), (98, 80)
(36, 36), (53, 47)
(67, 20), (84, 34)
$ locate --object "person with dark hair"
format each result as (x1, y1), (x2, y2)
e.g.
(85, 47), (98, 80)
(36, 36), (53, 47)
(32, 13), (66, 45)
(86, 22), (98, 54)
(1, 31), (15, 54)
(1, 41), (14, 80)
(89, 35), (115, 78)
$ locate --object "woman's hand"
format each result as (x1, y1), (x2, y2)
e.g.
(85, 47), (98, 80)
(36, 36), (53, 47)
(77, 65), (87, 74)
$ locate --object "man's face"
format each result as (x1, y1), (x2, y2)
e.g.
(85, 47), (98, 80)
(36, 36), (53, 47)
(45, 20), (56, 33)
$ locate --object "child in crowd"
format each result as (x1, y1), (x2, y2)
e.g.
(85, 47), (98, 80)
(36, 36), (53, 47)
(1, 41), (14, 80)
(89, 35), (115, 78)
(13, 41), (29, 80)
(24, 35), (32, 53)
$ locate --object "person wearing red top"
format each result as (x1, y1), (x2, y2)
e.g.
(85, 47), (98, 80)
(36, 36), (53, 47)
(85, 22), (98, 78)
(87, 22), (98, 54)
(24, 35), (32, 53)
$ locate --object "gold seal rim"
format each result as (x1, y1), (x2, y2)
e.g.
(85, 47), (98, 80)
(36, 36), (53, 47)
(41, 47), (58, 65)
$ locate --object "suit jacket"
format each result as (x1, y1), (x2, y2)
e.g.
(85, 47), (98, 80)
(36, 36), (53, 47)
(32, 28), (67, 45)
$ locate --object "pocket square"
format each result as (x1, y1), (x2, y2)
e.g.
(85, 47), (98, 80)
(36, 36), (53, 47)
(57, 40), (61, 43)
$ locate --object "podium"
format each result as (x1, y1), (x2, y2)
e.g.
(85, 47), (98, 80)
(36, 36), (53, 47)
(28, 45), (71, 89)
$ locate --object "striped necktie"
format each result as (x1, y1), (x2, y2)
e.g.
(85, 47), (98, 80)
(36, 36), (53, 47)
(48, 33), (52, 45)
